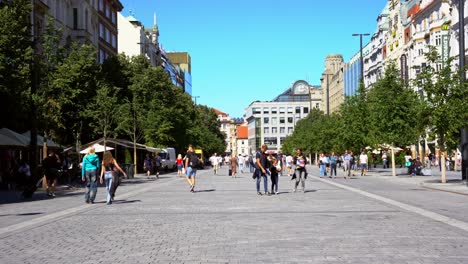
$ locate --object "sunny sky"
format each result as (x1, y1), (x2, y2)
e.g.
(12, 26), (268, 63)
(119, 0), (387, 118)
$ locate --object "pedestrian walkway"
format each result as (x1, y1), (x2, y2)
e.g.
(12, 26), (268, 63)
(1, 166), (468, 263)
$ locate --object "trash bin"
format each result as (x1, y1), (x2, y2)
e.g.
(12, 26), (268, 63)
(123, 164), (135, 179)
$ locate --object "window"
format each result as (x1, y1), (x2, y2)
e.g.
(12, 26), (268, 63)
(287, 117), (293, 123)
(106, 4), (111, 18)
(280, 137), (286, 144)
(271, 108), (277, 114)
(99, 49), (105, 64)
(73, 8), (78, 30)
(99, 23), (104, 39)
(263, 117), (269, 124)
(111, 33), (116, 48)
(264, 127), (269, 134)
(295, 107), (301, 114)
(288, 127), (293, 134)
(112, 11), (116, 24)
(280, 117), (285, 124)
(279, 107), (285, 114)
(272, 127), (277, 134)
(271, 117), (277, 125)
(303, 107), (309, 114)
(105, 28), (110, 43)
(264, 137), (277, 145)
(287, 107), (293, 114)
(315, 103), (319, 108)
(253, 107), (261, 114)
(263, 108), (269, 114)
(99, 0), (104, 12)
(435, 33), (441, 46)
(280, 127), (285, 134)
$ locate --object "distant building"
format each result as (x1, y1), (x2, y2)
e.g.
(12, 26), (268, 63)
(166, 52), (192, 95)
(117, 12), (162, 67)
(244, 81), (313, 154)
(98, 0), (123, 63)
(236, 125), (249, 156)
(214, 109), (243, 154)
(322, 55), (345, 114)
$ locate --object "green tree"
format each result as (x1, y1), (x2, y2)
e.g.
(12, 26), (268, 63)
(187, 105), (226, 156)
(0, 0), (33, 130)
(413, 47), (468, 182)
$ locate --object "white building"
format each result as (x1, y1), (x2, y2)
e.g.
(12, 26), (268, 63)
(117, 12), (162, 66)
(364, 2), (390, 88)
(244, 81), (313, 154)
(449, 0), (468, 78)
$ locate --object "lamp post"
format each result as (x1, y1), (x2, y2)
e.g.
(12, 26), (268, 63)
(192, 96), (200, 105)
(458, 0), (467, 185)
(352, 33), (370, 85)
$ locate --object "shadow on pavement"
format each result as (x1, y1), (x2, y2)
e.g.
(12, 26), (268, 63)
(0, 190), (85, 205)
(0, 212), (44, 217)
(195, 189), (216, 193)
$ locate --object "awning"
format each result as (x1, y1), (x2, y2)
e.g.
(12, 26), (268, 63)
(0, 128), (29, 146)
(80, 144), (114, 154)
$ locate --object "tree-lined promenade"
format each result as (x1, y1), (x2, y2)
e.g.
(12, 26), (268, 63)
(0, 0), (226, 162)
(282, 50), (468, 182)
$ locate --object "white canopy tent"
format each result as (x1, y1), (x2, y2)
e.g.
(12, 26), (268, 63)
(80, 143), (114, 154)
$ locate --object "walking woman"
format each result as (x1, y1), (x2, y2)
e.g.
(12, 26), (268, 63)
(176, 154), (184, 177)
(293, 148), (307, 193)
(144, 154), (152, 179)
(100, 151), (127, 205)
(81, 147), (100, 204)
(231, 154), (238, 178)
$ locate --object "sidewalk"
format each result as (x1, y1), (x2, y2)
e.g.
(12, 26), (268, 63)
(351, 165), (468, 196)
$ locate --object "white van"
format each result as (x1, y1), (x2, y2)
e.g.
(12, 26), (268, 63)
(159, 148), (176, 171)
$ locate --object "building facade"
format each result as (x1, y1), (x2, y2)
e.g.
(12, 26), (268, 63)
(97, 0), (123, 63)
(245, 81), (312, 154)
(322, 55), (345, 114)
(364, 2), (390, 88)
(166, 52), (192, 95)
(117, 12), (162, 67)
(449, 0), (468, 79)
(236, 125), (249, 156)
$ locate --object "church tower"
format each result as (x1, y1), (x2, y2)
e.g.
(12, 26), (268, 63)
(151, 12), (159, 46)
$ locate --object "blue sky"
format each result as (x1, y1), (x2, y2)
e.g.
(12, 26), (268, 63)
(119, 0), (386, 117)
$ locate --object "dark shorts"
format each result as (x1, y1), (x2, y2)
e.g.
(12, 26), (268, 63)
(45, 168), (59, 182)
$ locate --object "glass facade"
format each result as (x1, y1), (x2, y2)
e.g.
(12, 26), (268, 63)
(344, 59), (361, 96)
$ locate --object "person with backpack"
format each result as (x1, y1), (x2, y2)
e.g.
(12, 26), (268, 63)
(81, 147), (100, 204)
(184, 145), (198, 193)
(153, 153), (162, 179)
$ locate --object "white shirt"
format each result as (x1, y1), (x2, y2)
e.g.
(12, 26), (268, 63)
(210, 156), (220, 166)
(238, 156), (244, 165)
(360, 154), (368, 164)
(286, 155), (293, 164)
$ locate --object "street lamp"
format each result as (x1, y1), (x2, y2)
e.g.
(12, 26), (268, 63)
(192, 95), (200, 105)
(352, 33), (370, 86)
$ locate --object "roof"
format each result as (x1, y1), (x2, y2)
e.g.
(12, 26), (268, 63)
(213, 108), (228, 117)
(237, 126), (248, 140)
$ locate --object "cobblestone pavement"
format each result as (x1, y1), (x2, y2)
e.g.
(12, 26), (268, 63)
(1, 165), (468, 264)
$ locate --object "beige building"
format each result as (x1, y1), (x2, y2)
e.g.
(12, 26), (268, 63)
(321, 54), (344, 115)
(214, 109), (243, 154)
(166, 52), (192, 74)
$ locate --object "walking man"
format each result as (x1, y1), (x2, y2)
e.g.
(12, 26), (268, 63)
(184, 145), (198, 193)
(344, 150), (352, 179)
(360, 150), (368, 176)
(382, 152), (388, 169)
(238, 154), (245, 173)
(153, 153), (162, 179)
(255, 144), (269, 195)
(329, 152), (338, 178)
(209, 153), (220, 175)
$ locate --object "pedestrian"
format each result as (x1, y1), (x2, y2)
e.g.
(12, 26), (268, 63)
(318, 153), (327, 178)
(382, 152), (388, 169)
(249, 155), (255, 173)
(343, 151), (352, 179)
(176, 154), (184, 176)
(153, 153), (162, 179)
(81, 147), (100, 204)
(255, 144), (270, 195)
(100, 151), (127, 205)
(209, 153), (220, 175)
(269, 155), (280, 195)
(18, 159), (31, 188)
(276, 151), (284, 177)
(286, 154), (293, 176)
(43, 151), (61, 197)
(329, 152), (338, 178)
(184, 145), (198, 193)
(360, 150), (368, 176)
(231, 154), (238, 178)
(144, 154), (152, 179)
(293, 148), (307, 193)
(238, 154), (245, 173)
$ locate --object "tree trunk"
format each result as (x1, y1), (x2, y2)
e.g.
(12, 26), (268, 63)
(315, 153), (318, 165)
(391, 147), (396, 177)
(42, 131), (48, 159)
(441, 152), (447, 183)
(133, 114), (138, 175)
